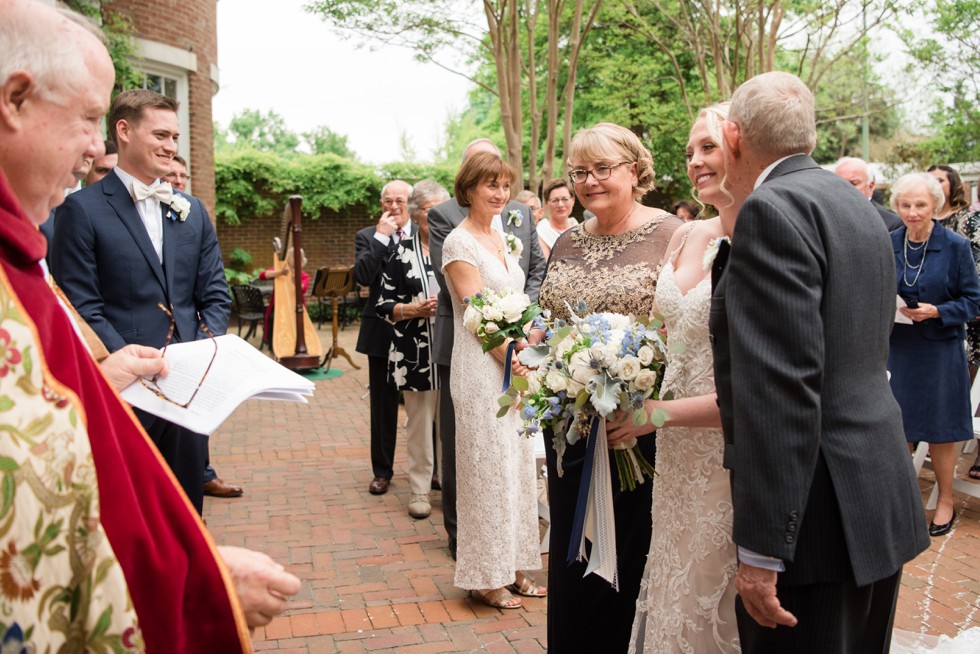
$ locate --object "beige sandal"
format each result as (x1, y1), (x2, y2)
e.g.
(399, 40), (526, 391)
(507, 571), (547, 597)
(471, 588), (522, 609)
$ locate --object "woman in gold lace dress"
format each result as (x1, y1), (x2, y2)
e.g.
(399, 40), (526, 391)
(538, 123), (683, 653)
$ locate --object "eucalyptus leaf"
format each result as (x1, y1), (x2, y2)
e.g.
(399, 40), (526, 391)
(547, 325), (572, 347)
(511, 376), (529, 392)
(632, 408), (648, 425)
(497, 395), (513, 407)
(517, 344), (551, 367)
(496, 405), (511, 418)
(650, 408), (669, 428)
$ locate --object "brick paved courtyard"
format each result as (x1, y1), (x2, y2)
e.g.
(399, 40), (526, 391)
(205, 324), (980, 653)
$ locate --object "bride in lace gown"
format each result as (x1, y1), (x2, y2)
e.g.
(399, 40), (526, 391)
(442, 153), (543, 610)
(608, 104), (741, 653)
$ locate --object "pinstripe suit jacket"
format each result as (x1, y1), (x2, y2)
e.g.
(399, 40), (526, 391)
(709, 154), (929, 587)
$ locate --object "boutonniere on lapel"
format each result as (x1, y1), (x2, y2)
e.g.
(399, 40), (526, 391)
(507, 209), (523, 228)
(702, 236), (730, 271)
(504, 233), (523, 257)
(167, 195), (191, 222)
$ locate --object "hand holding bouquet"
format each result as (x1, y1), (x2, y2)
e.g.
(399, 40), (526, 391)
(462, 288), (542, 353)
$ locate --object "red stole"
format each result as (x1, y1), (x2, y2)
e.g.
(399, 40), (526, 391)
(0, 171), (250, 652)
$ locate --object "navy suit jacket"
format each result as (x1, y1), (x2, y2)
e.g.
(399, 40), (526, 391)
(891, 220), (980, 341)
(50, 170), (230, 352)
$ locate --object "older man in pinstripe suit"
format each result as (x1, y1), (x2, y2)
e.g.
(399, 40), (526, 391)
(709, 71), (929, 653)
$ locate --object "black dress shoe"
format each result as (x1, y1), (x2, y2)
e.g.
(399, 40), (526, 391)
(929, 510), (956, 537)
(369, 477), (390, 495)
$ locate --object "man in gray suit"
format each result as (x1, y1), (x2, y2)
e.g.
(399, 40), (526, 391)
(710, 72), (929, 652)
(428, 139), (546, 557)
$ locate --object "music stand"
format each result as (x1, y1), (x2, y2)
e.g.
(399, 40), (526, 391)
(312, 266), (361, 372)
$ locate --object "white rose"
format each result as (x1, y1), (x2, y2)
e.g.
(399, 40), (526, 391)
(603, 313), (631, 331)
(634, 369), (656, 392)
(566, 376), (585, 396)
(482, 305), (504, 322)
(545, 369), (568, 392)
(463, 305), (482, 334)
(527, 371), (543, 395)
(497, 292), (529, 324)
(636, 345), (654, 366)
(617, 355), (641, 381)
(485, 321), (500, 334)
(169, 195), (191, 221)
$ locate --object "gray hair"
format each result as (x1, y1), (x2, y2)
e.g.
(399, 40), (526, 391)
(890, 172), (945, 215)
(729, 71), (817, 157)
(408, 179), (450, 219)
(834, 156), (871, 178)
(462, 138), (500, 162)
(514, 190), (537, 204)
(0, 1), (105, 104)
(380, 179), (412, 200)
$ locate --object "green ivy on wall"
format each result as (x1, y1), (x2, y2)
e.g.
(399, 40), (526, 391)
(215, 149), (456, 225)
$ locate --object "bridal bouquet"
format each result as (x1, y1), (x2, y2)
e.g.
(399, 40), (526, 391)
(504, 305), (670, 491)
(501, 303), (672, 588)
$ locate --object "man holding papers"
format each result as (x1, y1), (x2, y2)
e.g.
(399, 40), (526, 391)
(51, 89), (230, 515)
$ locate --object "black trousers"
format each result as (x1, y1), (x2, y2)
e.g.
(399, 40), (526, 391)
(135, 409), (208, 515)
(368, 354), (400, 479)
(437, 364), (457, 553)
(737, 567), (902, 654)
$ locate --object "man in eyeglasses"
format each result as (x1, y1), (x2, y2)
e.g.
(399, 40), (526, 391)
(355, 179), (414, 496)
(164, 153), (189, 191)
(0, 1), (298, 648)
(51, 88), (231, 516)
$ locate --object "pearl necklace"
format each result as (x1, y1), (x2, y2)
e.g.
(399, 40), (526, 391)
(902, 229), (931, 287)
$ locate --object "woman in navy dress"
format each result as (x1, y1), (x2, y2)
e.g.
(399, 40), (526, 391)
(888, 172), (980, 537)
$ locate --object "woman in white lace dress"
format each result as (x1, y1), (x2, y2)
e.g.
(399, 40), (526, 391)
(442, 152), (544, 610)
(608, 104), (741, 653)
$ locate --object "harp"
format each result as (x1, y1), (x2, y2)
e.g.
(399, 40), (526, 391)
(271, 196), (322, 371)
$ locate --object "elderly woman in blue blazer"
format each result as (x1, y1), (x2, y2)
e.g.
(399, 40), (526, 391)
(888, 172), (980, 537)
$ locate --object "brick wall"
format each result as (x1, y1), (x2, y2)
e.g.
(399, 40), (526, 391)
(216, 206), (379, 273)
(107, 0), (218, 217)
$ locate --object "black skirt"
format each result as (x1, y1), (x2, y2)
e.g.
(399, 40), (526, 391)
(543, 426), (656, 653)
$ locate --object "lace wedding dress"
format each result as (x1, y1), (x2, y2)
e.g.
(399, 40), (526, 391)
(629, 238), (740, 654)
(442, 227), (541, 590)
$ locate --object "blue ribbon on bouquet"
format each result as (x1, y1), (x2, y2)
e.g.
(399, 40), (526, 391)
(501, 339), (517, 392)
(567, 416), (600, 564)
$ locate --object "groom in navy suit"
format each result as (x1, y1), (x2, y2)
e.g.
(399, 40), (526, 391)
(51, 90), (230, 515)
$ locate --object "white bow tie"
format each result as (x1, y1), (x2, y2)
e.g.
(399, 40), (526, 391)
(131, 181), (173, 204)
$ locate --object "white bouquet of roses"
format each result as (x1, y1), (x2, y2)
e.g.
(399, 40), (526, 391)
(462, 288), (542, 353)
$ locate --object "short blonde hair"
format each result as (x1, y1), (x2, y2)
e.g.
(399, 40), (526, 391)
(566, 123), (655, 200)
(454, 152), (516, 208)
(729, 72), (816, 157)
(890, 173), (945, 215)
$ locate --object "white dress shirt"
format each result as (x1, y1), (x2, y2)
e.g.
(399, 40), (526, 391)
(113, 168), (166, 263)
